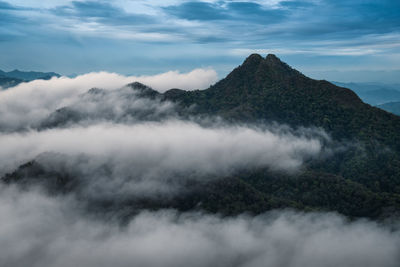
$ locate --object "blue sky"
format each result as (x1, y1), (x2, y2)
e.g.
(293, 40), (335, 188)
(1, 0), (400, 82)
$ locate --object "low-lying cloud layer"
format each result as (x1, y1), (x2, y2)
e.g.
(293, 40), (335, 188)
(0, 69), (217, 130)
(0, 185), (399, 267)
(0, 121), (323, 197)
(1, 70), (397, 267)
(0, 68), (327, 201)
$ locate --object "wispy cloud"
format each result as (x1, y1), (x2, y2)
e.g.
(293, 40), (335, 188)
(1, 0), (398, 43)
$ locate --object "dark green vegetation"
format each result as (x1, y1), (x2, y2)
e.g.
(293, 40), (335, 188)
(378, 101), (400, 116)
(0, 69), (60, 88)
(3, 54), (400, 220)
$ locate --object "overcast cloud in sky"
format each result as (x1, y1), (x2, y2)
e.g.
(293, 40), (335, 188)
(0, 0), (400, 82)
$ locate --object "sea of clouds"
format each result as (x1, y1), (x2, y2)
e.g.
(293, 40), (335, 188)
(0, 69), (399, 267)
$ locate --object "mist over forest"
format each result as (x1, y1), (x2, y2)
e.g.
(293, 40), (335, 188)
(1, 66), (400, 267)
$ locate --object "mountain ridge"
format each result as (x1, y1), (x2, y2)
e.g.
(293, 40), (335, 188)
(0, 68), (61, 89)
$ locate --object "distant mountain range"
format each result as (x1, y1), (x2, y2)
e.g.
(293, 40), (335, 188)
(377, 101), (400, 115)
(0, 76), (22, 89)
(333, 81), (400, 106)
(0, 69), (60, 88)
(3, 54), (400, 220)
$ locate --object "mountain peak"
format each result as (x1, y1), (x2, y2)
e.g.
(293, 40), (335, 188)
(242, 53), (285, 65)
(217, 53), (303, 92)
(264, 54), (300, 75)
(265, 54), (286, 67)
(242, 54), (264, 66)
(128, 81), (151, 90)
(185, 53), (368, 127)
(127, 81), (159, 98)
(265, 53), (280, 61)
